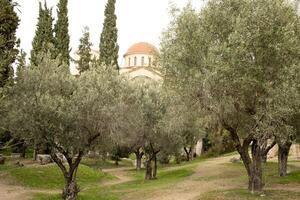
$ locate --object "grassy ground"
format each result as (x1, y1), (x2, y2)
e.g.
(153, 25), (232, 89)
(30, 162), (196, 200)
(81, 157), (133, 169)
(196, 161), (300, 200)
(1, 154), (300, 200)
(9, 164), (113, 189)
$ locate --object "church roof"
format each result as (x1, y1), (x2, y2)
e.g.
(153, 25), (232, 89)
(124, 42), (158, 57)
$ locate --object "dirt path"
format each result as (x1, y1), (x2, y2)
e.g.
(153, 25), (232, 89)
(0, 182), (32, 200)
(0, 181), (60, 200)
(140, 155), (242, 200)
(102, 167), (134, 186)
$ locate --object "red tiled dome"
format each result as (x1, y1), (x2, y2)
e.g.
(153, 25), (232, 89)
(124, 42), (158, 57)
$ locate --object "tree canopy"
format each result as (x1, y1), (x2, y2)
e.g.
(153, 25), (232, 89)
(0, 0), (19, 87)
(54, 0), (70, 65)
(30, 2), (54, 66)
(99, 0), (119, 70)
(5, 52), (123, 199)
(76, 27), (92, 74)
(160, 0), (300, 193)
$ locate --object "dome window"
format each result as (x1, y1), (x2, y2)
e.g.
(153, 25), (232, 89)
(142, 56), (144, 66)
(148, 57), (152, 67)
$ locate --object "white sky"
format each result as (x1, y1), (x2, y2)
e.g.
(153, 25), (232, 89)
(16, 0), (204, 67)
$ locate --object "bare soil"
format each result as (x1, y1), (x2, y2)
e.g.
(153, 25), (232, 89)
(129, 155), (242, 200)
(102, 167), (133, 186)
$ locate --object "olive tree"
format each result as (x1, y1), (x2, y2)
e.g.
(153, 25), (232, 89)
(161, 0), (300, 193)
(135, 81), (164, 180)
(161, 89), (203, 162)
(5, 53), (122, 200)
(272, 73), (300, 176)
(122, 80), (177, 180)
(115, 81), (147, 170)
(200, 0), (299, 192)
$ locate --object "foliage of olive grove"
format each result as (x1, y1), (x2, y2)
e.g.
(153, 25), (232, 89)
(4, 52), (123, 200)
(160, 0), (300, 193)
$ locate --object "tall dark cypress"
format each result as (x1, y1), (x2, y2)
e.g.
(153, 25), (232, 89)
(0, 0), (19, 87)
(99, 0), (119, 70)
(30, 2), (54, 66)
(54, 0), (70, 66)
(16, 49), (26, 79)
(77, 27), (92, 74)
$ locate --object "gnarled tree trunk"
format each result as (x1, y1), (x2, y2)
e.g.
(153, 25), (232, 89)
(226, 125), (266, 193)
(145, 156), (153, 180)
(63, 178), (79, 200)
(278, 142), (292, 177)
(248, 140), (263, 193)
(238, 140), (263, 193)
(134, 148), (144, 171)
(33, 143), (38, 161)
(144, 144), (160, 180)
(51, 150), (83, 200)
(20, 142), (27, 158)
(184, 147), (193, 161)
(153, 154), (158, 179)
(115, 159), (119, 166)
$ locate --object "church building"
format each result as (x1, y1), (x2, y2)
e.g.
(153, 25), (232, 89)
(72, 42), (162, 82)
(119, 42), (162, 81)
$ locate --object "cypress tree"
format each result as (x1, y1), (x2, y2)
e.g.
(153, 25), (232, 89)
(16, 49), (26, 79)
(76, 27), (92, 74)
(30, 2), (54, 66)
(99, 0), (119, 70)
(54, 0), (70, 66)
(0, 0), (19, 87)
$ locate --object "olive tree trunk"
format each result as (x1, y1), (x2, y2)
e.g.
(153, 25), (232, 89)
(145, 156), (153, 180)
(183, 147), (193, 161)
(20, 142), (27, 158)
(249, 140), (263, 193)
(144, 144), (160, 180)
(134, 149), (144, 171)
(63, 177), (79, 200)
(33, 143), (38, 161)
(225, 125), (268, 193)
(51, 151), (83, 200)
(278, 143), (292, 177)
(153, 154), (158, 179)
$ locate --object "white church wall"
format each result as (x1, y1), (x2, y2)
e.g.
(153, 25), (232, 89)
(123, 54), (155, 68)
(120, 68), (162, 81)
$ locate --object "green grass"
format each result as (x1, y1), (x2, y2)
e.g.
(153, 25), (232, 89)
(8, 164), (113, 189)
(160, 156), (207, 168)
(32, 166), (195, 200)
(276, 171), (300, 184)
(200, 189), (300, 200)
(0, 161), (20, 173)
(32, 194), (61, 200)
(5, 156), (300, 200)
(81, 158), (133, 169)
(113, 167), (194, 191)
(0, 164), (11, 171)
(222, 161), (300, 185)
(32, 190), (119, 200)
